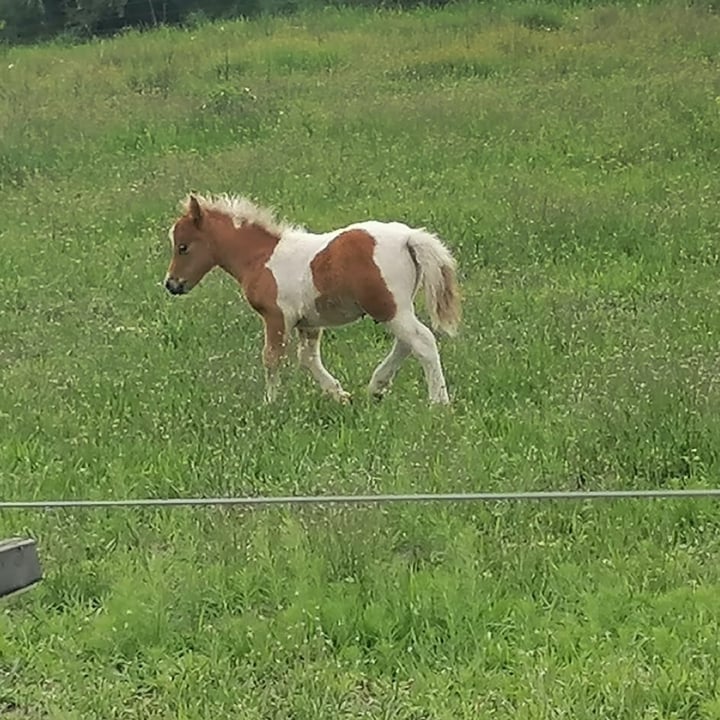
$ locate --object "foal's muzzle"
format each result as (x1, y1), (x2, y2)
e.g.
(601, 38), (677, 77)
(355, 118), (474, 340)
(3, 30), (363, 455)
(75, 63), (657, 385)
(164, 277), (188, 295)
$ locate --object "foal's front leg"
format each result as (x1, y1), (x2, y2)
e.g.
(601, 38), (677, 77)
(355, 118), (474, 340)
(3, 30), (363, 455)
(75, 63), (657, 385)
(297, 327), (351, 403)
(261, 311), (288, 403)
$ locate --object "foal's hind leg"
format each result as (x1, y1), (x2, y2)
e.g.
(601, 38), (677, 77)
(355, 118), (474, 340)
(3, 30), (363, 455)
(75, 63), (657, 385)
(368, 339), (411, 399)
(297, 327), (351, 403)
(385, 311), (450, 404)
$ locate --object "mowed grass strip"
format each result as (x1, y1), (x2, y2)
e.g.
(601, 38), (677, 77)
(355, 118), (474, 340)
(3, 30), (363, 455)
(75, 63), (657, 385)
(2, 2), (720, 717)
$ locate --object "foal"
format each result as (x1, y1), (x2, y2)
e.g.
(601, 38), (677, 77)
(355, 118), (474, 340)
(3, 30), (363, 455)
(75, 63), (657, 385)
(163, 194), (461, 404)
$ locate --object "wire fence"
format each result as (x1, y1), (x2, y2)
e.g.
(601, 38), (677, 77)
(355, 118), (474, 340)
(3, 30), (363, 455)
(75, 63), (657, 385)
(2, 488), (720, 511)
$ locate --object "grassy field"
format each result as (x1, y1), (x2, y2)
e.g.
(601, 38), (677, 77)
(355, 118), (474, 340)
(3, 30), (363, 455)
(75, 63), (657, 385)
(2, 1), (720, 716)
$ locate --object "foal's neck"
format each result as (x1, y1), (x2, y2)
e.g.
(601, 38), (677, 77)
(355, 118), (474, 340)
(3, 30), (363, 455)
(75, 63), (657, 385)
(214, 219), (280, 284)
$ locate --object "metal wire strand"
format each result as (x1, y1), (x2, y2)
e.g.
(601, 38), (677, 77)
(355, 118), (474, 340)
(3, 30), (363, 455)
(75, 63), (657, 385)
(1, 488), (720, 511)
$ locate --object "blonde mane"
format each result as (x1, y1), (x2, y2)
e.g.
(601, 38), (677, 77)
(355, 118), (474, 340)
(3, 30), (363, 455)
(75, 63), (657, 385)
(182, 193), (302, 236)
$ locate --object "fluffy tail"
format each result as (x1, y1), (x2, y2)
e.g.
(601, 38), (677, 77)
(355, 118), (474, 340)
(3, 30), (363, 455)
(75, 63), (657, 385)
(407, 228), (461, 336)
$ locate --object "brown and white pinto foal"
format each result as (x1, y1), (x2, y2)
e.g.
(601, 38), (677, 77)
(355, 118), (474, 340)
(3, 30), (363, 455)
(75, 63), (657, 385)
(163, 194), (461, 404)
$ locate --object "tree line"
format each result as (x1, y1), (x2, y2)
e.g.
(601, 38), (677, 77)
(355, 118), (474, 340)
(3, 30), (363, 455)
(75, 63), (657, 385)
(0, 0), (449, 44)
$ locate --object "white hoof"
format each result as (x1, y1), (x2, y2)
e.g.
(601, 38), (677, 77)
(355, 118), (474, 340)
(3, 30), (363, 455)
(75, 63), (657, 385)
(333, 389), (352, 404)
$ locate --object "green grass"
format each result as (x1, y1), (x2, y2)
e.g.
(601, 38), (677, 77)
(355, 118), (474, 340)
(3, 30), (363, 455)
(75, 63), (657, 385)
(2, 1), (720, 717)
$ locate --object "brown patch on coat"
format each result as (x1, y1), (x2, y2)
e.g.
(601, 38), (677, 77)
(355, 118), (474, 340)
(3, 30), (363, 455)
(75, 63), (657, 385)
(211, 217), (279, 314)
(310, 229), (397, 323)
(209, 215), (287, 358)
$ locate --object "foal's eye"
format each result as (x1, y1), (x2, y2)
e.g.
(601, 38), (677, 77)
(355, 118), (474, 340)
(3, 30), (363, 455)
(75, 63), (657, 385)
(178, 244), (189, 255)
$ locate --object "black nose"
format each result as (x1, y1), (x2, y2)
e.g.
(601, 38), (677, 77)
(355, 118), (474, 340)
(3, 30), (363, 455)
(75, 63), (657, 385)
(165, 278), (184, 295)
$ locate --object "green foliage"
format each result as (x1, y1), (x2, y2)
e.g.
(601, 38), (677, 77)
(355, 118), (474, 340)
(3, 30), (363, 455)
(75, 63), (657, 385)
(0, 0), (696, 44)
(2, 1), (720, 717)
(0, 0), (265, 43)
(0, 0), (56, 42)
(510, 2), (565, 30)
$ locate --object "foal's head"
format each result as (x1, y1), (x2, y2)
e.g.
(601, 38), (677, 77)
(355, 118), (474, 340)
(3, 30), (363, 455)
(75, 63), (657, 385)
(164, 195), (219, 295)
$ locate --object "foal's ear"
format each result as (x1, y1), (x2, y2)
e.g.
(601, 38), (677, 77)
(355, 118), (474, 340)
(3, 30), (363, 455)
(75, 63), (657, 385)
(188, 194), (203, 227)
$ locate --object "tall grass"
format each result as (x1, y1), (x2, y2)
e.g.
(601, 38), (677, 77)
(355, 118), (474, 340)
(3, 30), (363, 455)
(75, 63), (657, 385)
(2, 1), (720, 717)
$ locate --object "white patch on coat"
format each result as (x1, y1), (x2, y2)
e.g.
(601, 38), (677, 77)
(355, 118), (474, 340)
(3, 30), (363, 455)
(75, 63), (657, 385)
(264, 220), (420, 329)
(265, 226), (338, 327)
